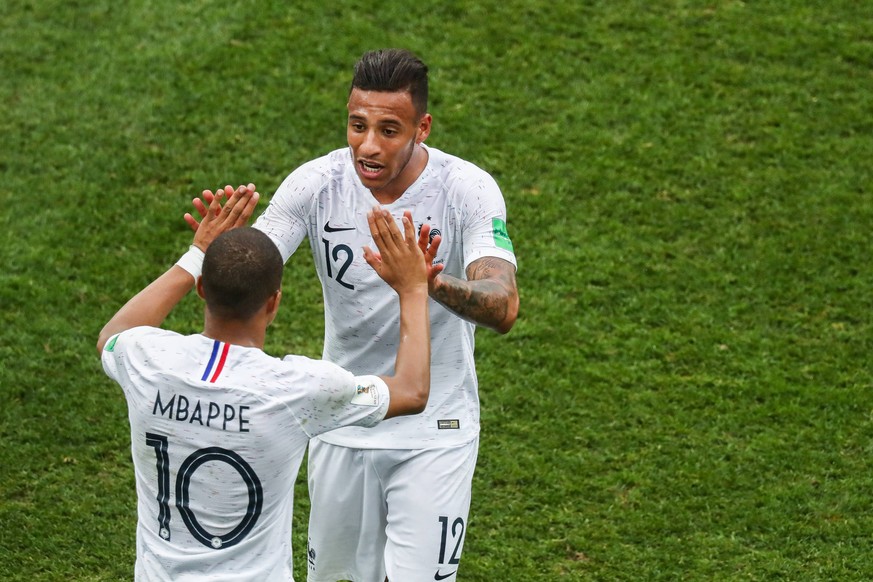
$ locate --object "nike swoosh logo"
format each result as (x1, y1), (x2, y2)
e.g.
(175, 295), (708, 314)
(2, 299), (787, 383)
(324, 221), (355, 233)
(434, 570), (457, 580)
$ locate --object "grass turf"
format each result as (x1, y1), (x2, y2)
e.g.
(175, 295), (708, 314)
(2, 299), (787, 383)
(1, 0), (872, 579)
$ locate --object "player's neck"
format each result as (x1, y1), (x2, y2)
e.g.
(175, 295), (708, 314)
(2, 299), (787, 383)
(201, 317), (266, 349)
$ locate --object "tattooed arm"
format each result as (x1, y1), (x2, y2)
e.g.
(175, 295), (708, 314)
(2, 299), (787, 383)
(429, 256), (519, 334)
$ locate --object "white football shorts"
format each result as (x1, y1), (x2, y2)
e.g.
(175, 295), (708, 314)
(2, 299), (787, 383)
(306, 437), (479, 582)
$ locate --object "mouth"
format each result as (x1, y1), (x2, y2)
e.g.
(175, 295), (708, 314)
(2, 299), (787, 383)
(358, 160), (384, 179)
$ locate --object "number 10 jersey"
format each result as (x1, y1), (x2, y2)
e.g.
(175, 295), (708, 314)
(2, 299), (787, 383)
(101, 326), (389, 581)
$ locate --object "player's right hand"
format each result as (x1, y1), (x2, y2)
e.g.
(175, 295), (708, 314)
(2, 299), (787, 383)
(184, 183), (257, 232)
(190, 186), (260, 251)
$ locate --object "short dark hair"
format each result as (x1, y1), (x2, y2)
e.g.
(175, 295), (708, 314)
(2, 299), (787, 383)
(201, 228), (283, 320)
(350, 48), (429, 116)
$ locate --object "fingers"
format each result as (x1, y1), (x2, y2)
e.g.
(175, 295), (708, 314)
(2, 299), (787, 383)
(207, 189), (224, 217)
(193, 195), (209, 219)
(240, 190), (260, 225)
(416, 217), (440, 261)
(198, 184), (258, 225)
(367, 207), (401, 254)
(183, 213), (200, 232)
(221, 185), (259, 227)
(384, 210), (406, 245)
(401, 212), (417, 249)
(195, 183), (255, 217)
(211, 185), (233, 217)
(369, 209), (435, 263)
(366, 208), (382, 247)
(426, 233), (442, 259)
(417, 222), (431, 253)
(184, 190), (216, 232)
(362, 245), (382, 272)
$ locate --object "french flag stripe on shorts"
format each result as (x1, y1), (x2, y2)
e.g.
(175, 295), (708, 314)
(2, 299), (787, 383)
(201, 340), (230, 383)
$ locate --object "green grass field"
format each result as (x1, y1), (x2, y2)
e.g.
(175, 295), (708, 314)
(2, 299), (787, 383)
(2, 0), (872, 579)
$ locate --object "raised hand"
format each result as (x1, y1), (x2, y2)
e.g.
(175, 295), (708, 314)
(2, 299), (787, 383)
(414, 212), (444, 291)
(191, 185), (260, 251)
(363, 208), (428, 295)
(184, 183), (257, 232)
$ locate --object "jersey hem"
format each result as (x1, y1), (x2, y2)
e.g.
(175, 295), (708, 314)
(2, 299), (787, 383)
(313, 428), (480, 451)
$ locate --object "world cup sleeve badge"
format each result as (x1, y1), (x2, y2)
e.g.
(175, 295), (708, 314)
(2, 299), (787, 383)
(351, 381), (380, 407)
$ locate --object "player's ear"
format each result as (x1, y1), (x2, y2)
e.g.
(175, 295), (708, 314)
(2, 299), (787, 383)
(416, 113), (432, 144)
(195, 276), (206, 300)
(265, 290), (282, 326)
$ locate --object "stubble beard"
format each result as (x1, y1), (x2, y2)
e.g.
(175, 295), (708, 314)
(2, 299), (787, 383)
(368, 138), (418, 197)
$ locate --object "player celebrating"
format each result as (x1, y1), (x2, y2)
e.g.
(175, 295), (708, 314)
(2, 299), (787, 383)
(98, 186), (435, 581)
(190, 48), (519, 580)
(255, 48), (519, 581)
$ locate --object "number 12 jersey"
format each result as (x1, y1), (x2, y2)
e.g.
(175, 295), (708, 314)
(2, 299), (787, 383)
(254, 144), (517, 450)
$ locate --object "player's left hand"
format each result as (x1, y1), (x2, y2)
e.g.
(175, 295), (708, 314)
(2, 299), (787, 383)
(191, 185), (260, 251)
(414, 212), (444, 291)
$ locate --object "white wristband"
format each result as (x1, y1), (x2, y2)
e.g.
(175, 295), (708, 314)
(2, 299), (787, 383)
(175, 245), (205, 281)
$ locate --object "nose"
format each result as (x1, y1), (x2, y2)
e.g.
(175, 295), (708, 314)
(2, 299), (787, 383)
(358, 129), (380, 158)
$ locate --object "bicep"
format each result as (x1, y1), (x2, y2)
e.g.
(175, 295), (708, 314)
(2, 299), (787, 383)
(466, 256), (518, 293)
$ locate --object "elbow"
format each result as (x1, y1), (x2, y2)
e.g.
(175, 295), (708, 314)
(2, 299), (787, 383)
(494, 293), (519, 335)
(494, 315), (516, 335)
(96, 322), (116, 355)
(410, 381), (431, 414)
(96, 332), (108, 356)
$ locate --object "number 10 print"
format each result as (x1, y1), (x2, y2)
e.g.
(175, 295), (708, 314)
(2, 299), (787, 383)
(145, 433), (263, 549)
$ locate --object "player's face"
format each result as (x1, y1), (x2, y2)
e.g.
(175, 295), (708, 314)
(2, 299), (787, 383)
(347, 88), (431, 202)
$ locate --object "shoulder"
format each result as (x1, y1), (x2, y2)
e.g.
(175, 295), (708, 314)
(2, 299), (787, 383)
(279, 148), (350, 187)
(422, 147), (507, 230)
(270, 148), (355, 209)
(281, 354), (354, 385)
(426, 145), (495, 178)
(100, 326), (183, 379)
(425, 145), (502, 196)
(106, 326), (178, 351)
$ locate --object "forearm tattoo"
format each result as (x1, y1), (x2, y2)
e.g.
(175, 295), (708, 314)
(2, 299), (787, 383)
(431, 257), (518, 331)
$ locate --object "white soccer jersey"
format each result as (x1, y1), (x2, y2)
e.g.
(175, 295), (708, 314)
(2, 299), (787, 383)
(101, 326), (389, 581)
(254, 144), (517, 449)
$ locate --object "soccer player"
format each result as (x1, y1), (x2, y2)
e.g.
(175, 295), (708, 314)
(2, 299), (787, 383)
(98, 186), (435, 581)
(190, 48), (519, 581)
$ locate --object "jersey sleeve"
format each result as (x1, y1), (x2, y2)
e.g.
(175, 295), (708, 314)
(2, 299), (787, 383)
(285, 357), (390, 437)
(457, 170), (518, 271)
(252, 159), (326, 262)
(100, 332), (124, 382)
(100, 326), (159, 393)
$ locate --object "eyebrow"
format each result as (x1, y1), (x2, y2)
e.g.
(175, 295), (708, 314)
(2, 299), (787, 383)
(348, 114), (403, 126)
